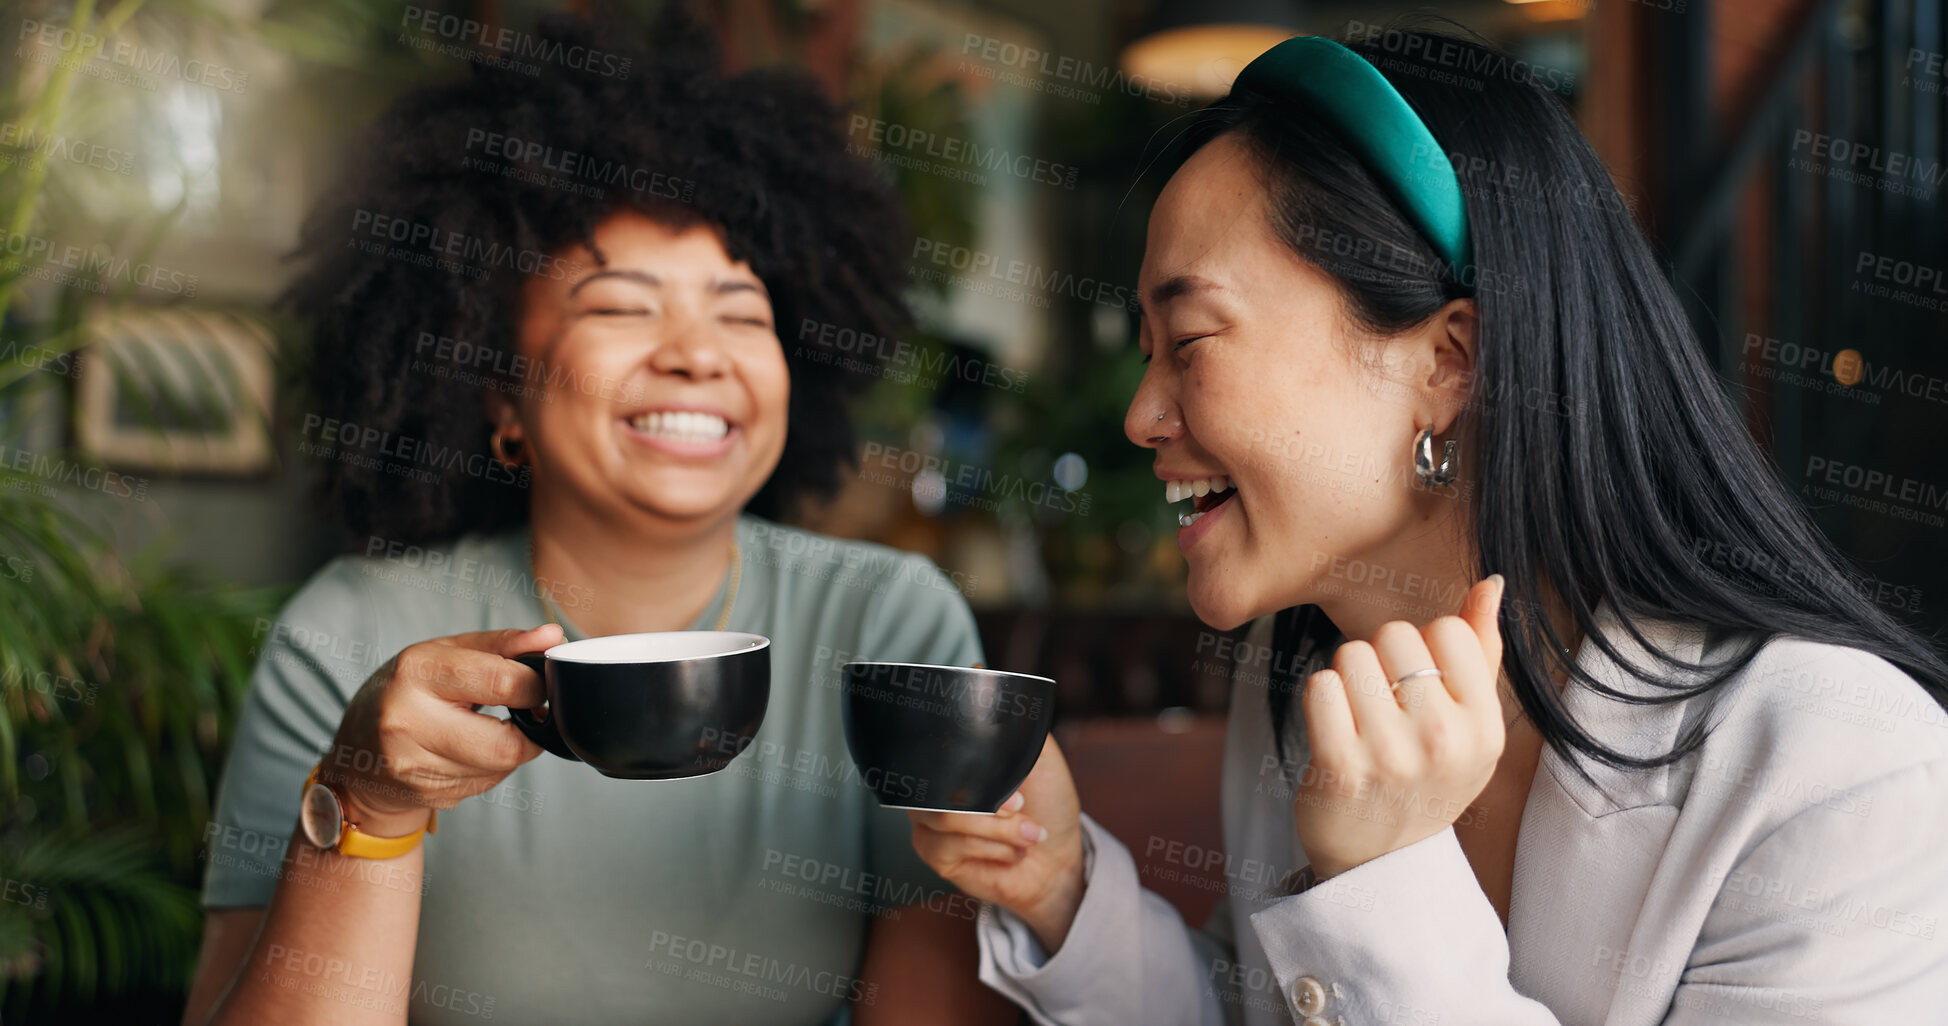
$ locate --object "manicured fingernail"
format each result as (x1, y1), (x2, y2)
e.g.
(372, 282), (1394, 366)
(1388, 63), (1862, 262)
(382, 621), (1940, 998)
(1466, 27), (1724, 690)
(1487, 573), (1504, 588)
(1003, 792), (1026, 812)
(1020, 820), (1046, 843)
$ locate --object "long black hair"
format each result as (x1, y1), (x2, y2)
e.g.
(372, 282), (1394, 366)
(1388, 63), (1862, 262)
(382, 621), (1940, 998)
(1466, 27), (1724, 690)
(1166, 24), (1948, 769)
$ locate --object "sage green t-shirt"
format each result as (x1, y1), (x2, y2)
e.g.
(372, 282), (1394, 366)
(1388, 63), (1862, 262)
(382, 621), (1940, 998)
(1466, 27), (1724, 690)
(201, 515), (985, 1025)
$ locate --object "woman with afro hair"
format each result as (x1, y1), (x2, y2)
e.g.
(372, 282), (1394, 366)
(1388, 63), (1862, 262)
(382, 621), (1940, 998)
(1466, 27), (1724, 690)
(184, 7), (1016, 1025)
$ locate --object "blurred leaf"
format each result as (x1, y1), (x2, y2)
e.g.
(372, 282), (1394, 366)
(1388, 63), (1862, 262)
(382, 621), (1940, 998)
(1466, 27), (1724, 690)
(0, 830), (202, 1012)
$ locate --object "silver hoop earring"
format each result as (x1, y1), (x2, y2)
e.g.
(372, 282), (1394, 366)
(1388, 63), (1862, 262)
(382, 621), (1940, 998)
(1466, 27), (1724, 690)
(1414, 428), (1457, 486)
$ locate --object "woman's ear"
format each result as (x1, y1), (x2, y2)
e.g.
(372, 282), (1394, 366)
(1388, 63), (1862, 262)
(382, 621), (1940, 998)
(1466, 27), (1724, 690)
(484, 390), (519, 433)
(1426, 297), (1477, 434)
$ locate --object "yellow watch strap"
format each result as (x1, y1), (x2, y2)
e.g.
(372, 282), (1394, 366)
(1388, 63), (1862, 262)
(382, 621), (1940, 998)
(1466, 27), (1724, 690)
(304, 762), (437, 859)
(335, 817), (431, 860)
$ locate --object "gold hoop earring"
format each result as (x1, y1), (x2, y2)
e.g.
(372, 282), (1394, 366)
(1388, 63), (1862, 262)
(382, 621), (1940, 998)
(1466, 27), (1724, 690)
(491, 428), (527, 467)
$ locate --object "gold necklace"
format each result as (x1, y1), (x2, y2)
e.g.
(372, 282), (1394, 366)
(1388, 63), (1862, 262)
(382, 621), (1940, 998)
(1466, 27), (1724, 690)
(529, 537), (741, 633)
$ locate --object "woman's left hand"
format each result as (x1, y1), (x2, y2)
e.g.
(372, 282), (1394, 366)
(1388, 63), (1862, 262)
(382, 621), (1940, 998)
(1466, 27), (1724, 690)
(1293, 574), (1507, 880)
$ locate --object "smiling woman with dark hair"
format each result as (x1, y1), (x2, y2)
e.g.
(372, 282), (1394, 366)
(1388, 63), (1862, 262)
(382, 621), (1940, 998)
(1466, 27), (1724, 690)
(181, 8), (1013, 1026)
(289, 14), (897, 543)
(909, 27), (1948, 1026)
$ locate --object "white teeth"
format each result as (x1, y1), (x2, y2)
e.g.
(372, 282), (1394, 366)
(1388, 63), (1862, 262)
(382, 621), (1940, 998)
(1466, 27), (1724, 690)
(1163, 475), (1234, 505)
(1179, 510), (1205, 528)
(630, 410), (730, 442)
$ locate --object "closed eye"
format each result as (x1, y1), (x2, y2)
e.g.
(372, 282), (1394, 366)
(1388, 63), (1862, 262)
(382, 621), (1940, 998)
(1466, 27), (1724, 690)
(1141, 336), (1207, 365)
(589, 307), (649, 316)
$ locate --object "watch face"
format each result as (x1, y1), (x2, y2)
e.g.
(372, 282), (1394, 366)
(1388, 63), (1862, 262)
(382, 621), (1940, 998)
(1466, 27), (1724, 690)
(300, 782), (343, 849)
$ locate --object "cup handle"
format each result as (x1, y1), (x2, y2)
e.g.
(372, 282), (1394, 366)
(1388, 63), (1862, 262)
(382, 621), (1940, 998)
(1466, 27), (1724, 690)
(508, 652), (580, 761)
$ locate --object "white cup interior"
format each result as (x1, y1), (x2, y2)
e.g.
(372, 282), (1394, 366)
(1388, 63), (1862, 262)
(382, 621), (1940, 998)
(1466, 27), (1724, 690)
(839, 660), (1054, 686)
(545, 631), (770, 665)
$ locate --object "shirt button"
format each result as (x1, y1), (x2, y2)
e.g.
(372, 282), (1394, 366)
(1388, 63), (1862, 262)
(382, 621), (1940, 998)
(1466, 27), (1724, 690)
(1292, 976), (1328, 1016)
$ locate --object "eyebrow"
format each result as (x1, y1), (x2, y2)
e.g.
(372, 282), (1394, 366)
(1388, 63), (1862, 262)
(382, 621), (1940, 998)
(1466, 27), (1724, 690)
(567, 269), (767, 298)
(1136, 274), (1222, 322)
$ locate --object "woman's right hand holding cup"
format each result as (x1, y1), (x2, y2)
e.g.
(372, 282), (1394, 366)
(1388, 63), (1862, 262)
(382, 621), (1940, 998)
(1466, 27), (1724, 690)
(321, 624), (564, 837)
(907, 736), (1088, 953)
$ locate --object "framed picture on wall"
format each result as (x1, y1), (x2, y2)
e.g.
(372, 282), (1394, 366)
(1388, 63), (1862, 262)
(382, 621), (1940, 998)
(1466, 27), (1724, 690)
(73, 307), (276, 476)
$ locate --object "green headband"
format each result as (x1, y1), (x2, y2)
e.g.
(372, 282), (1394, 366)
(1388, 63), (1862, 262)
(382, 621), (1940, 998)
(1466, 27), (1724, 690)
(1232, 36), (1472, 275)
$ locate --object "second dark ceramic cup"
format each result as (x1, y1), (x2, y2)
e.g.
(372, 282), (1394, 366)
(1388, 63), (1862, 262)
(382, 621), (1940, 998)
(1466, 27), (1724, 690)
(840, 661), (1054, 813)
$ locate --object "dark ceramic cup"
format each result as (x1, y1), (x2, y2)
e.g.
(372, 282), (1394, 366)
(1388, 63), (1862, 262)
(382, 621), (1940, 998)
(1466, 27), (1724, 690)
(840, 661), (1055, 813)
(509, 631), (770, 780)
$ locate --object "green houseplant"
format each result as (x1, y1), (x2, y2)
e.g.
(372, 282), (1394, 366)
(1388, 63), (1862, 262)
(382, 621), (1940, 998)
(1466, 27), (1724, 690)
(0, 0), (286, 1017)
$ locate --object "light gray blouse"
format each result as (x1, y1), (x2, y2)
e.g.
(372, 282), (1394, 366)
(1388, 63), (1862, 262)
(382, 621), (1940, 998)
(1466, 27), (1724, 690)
(978, 604), (1948, 1025)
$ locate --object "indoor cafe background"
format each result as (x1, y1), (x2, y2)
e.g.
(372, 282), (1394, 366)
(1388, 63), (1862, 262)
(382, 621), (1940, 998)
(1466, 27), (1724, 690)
(2, 0), (1945, 1018)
